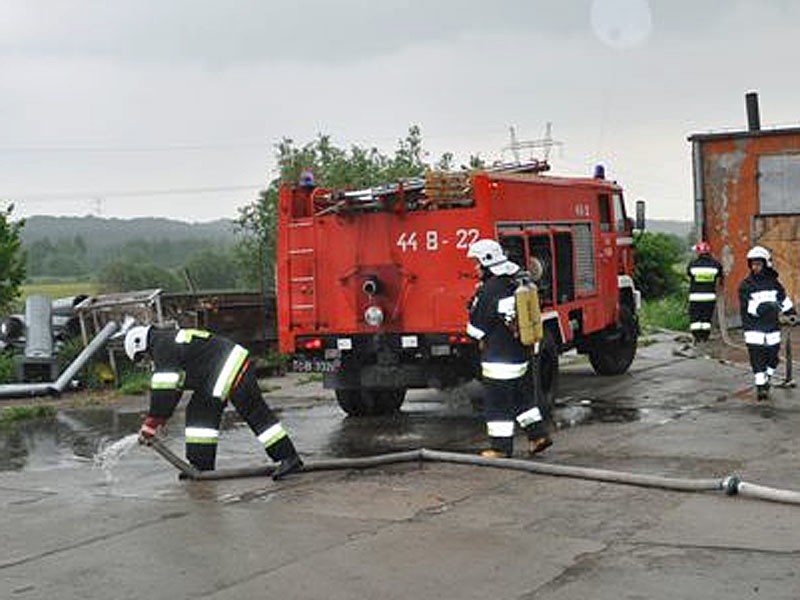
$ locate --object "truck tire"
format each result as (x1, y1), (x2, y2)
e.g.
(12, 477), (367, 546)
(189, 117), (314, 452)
(335, 388), (406, 417)
(589, 304), (638, 376)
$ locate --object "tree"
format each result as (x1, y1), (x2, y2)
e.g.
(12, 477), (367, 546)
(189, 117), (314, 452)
(98, 259), (184, 293)
(183, 248), (240, 290)
(234, 126), (454, 290)
(633, 232), (685, 300)
(0, 204), (26, 312)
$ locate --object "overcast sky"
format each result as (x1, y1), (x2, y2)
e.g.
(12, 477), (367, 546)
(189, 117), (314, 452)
(1, 0), (798, 223)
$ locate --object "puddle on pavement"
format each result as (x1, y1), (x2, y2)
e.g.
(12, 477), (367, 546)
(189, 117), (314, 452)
(554, 396), (641, 427)
(0, 388), (658, 474)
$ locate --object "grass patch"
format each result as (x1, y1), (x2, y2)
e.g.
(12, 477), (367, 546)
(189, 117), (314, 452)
(0, 404), (57, 423)
(21, 280), (99, 301)
(640, 294), (690, 333)
(118, 371), (151, 395)
(297, 374), (323, 385)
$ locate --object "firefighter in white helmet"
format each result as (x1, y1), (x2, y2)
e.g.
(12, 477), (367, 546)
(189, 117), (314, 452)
(738, 246), (796, 400)
(124, 325), (303, 479)
(466, 239), (552, 458)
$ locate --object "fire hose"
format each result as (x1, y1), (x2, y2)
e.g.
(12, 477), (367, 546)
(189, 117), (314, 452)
(146, 437), (800, 506)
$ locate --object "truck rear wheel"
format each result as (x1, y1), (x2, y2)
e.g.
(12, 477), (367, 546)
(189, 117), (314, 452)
(335, 388), (406, 417)
(589, 304), (638, 376)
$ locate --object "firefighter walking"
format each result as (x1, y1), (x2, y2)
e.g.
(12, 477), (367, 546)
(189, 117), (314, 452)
(466, 239), (552, 458)
(687, 241), (723, 343)
(738, 246), (796, 400)
(124, 325), (303, 479)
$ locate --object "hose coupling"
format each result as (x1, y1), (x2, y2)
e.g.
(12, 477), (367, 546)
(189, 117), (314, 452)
(722, 475), (741, 496)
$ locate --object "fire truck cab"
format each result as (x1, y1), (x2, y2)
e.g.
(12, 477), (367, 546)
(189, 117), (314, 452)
(277, 163), (641, 416)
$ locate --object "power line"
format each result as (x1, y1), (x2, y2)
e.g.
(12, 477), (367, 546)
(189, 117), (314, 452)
(7, 184), (265, 204)
(0, 142), (269, 154)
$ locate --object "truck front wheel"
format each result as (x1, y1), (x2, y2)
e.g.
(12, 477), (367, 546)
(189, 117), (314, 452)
(589, 304), (638, 376)
(335, 388), (406, 417)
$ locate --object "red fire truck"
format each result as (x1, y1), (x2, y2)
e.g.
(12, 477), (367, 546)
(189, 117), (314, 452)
(277, 163), (642, 416)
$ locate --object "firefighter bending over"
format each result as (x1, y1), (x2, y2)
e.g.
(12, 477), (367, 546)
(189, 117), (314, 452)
(466, 239), (552, 458)
(738, 246), (796, 400)
(125, 325), (303, 479)
(687, 241), (723, 343)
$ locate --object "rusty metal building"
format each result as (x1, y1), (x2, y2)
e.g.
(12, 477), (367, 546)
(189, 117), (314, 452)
(689, 93), (800, 325)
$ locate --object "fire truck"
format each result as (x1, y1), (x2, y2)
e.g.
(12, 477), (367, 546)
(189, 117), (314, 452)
(277, 163), (642, 416)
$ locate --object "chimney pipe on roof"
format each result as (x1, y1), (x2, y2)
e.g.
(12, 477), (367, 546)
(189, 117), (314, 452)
(746, 92), (761, 132)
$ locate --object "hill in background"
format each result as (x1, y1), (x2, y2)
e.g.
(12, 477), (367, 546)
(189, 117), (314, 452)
(20, 215), (239, 279)
(21, 215), (236, 247)
(645, 219), (693, 239)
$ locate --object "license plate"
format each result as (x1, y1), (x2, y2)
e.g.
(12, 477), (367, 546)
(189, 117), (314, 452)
(292, 358), (339, 373)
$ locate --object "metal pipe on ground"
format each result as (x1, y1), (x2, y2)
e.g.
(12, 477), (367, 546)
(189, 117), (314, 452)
(0, 320), (119, 399)
(146, 439), (800, 506)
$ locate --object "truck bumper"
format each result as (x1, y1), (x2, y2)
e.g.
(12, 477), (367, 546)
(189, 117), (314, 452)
(324, 362), (473, 391)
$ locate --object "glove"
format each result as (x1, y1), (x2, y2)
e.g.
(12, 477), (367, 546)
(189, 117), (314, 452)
(138, 416), (167, 444)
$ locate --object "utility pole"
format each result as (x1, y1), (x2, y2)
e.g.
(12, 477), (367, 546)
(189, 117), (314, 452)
(502, 122), (563, 164)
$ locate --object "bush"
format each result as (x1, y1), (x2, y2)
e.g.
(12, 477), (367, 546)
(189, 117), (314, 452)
(0, 351), (15, 384)
(633, 232), (686, 300)
(639, 291), (690, 332)
(57, 337), (115, 389)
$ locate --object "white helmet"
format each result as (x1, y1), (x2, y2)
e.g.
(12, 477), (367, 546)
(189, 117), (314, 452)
(746, 245), (772, 267)
(467, 239), (520, 276)
(124, 325), (152, 361)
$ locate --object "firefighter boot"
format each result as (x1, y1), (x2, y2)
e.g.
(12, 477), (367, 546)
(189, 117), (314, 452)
(756, 385), (770, 401)
(272, 453), (304, 481)
(528, 436), (553, 456)
(480, 436), (512, 459)
(480, 449), (510, 459)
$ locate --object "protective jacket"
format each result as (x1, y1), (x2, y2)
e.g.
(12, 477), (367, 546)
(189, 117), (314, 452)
(687, 254), (722, 301)
(147, 328), (250, 419)
(738, 268), (794, 344)
(467, 274), (528, 379)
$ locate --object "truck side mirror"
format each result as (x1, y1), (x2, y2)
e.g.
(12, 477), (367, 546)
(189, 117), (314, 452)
(635, 200), (646, 231)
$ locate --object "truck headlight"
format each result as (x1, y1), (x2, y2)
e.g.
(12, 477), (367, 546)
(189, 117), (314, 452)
(364, 305), (384, 327)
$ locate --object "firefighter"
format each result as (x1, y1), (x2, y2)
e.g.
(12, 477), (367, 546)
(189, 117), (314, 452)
(124, 325), (303, 479)
(466, 239), (552, 458)
(687, 241), (723, 343)
(738, 246), (796, 400)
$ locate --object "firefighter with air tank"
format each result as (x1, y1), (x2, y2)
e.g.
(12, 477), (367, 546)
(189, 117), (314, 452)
(466, 239), (552, 458)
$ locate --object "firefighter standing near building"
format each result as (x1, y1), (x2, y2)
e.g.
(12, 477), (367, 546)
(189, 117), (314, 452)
(466, 239), (552, 458)
(738, 246), (796, 400)
(687, 241), (723, 343)
(124, 325), (303, 479)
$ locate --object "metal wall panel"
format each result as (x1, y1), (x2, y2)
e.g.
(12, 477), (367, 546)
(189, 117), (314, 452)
(759, 154), (800, 214)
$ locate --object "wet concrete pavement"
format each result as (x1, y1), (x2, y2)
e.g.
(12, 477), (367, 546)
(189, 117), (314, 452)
(2, 332), (800, 599)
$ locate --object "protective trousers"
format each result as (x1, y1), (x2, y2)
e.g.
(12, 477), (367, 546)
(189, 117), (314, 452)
(689, 299), (715, 342)
(746, 342), (780, 388)
(185, 362), (297, 471)
(484, 369), (548, 457)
